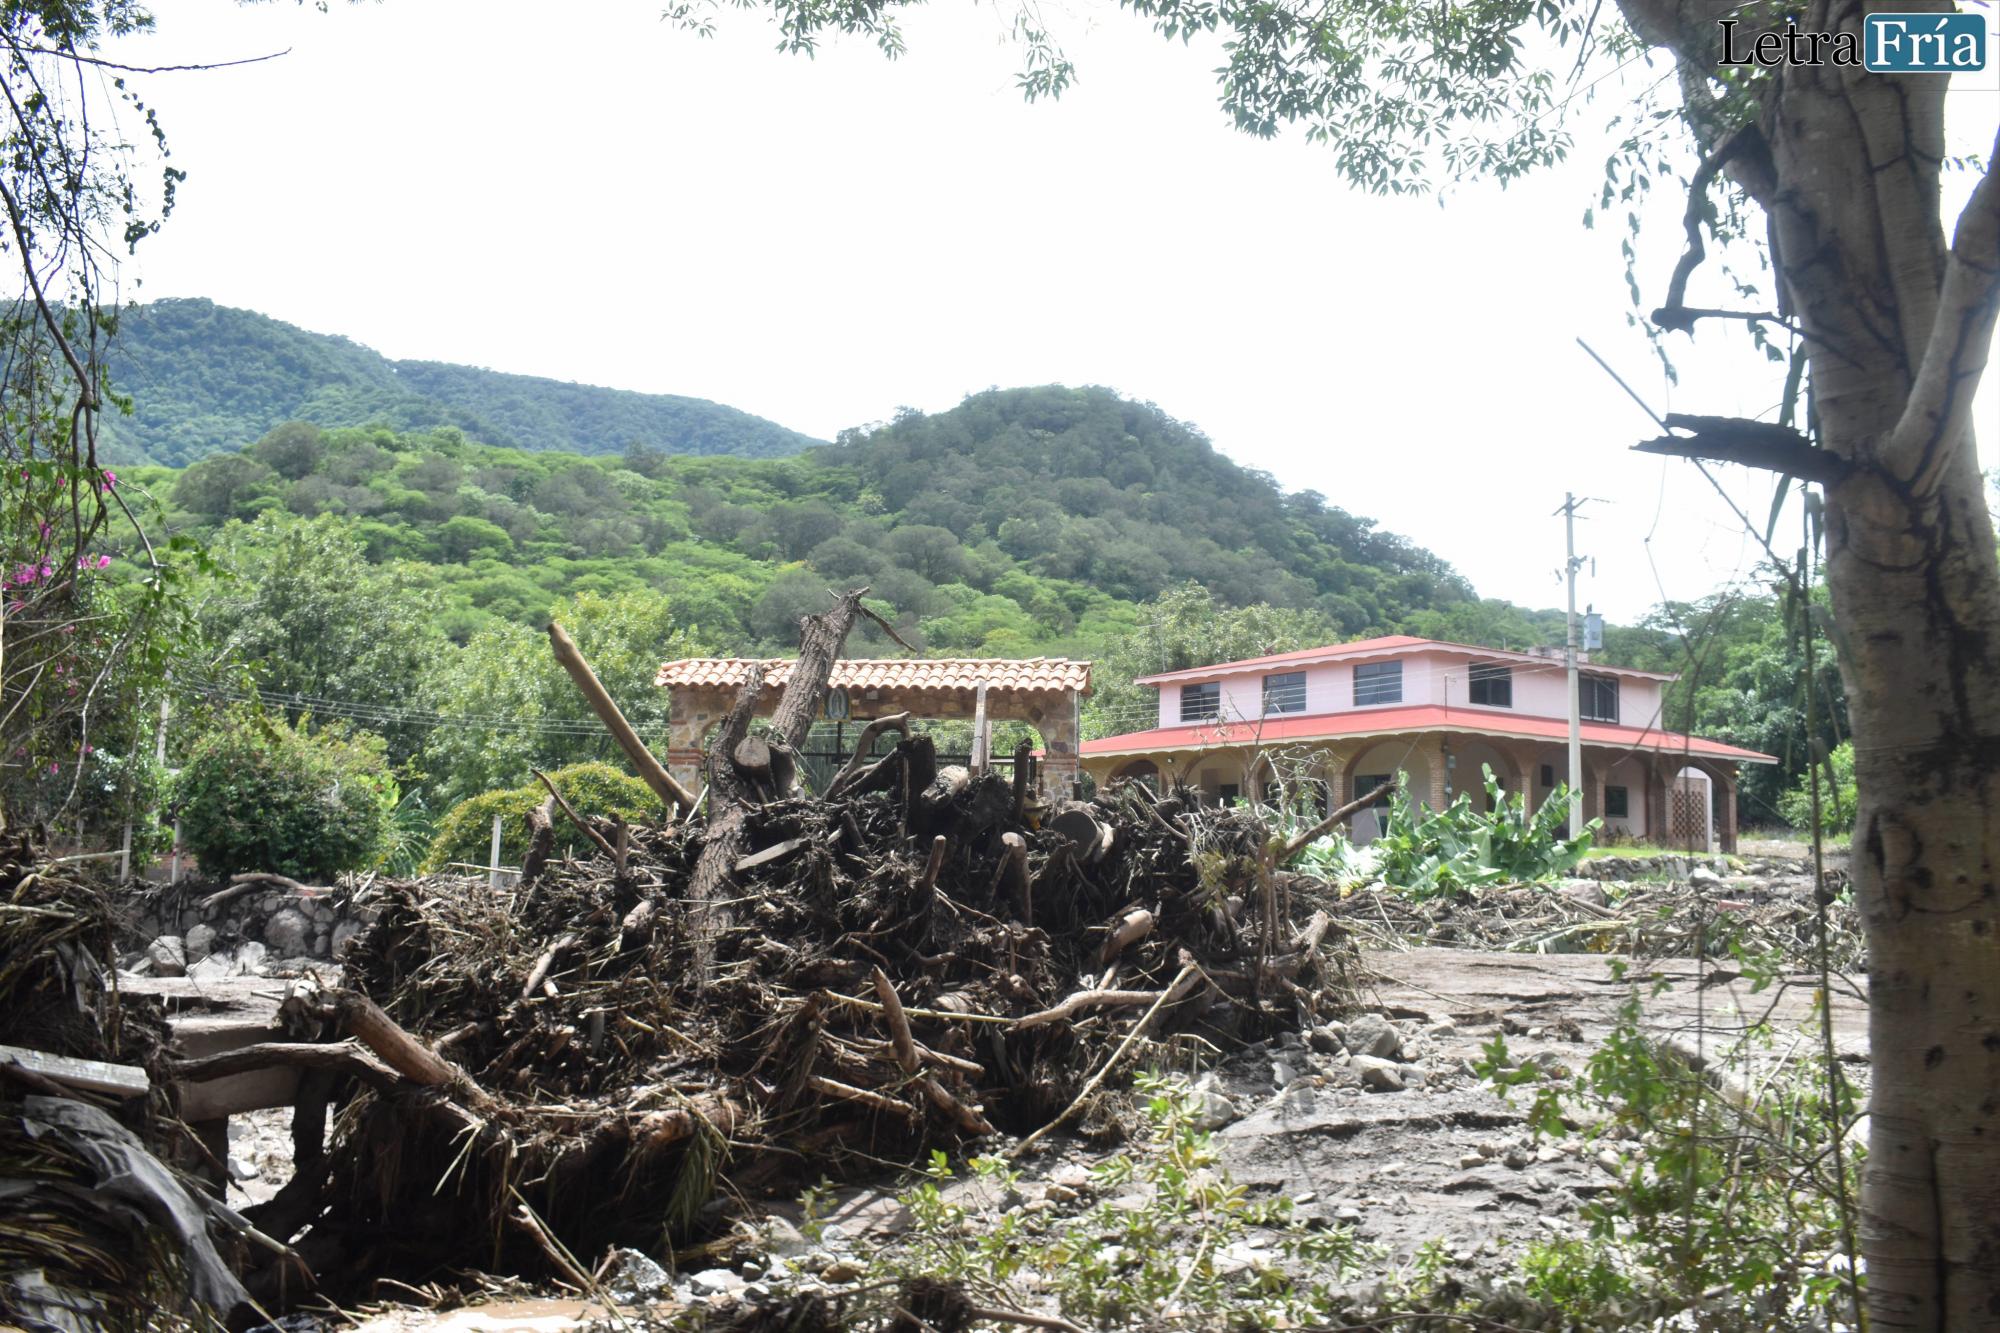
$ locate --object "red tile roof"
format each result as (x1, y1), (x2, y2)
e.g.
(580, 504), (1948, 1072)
(1079, 704), (1774, 763)
(656, 657), (1092, 696)
(1135, 636), (1675, 684)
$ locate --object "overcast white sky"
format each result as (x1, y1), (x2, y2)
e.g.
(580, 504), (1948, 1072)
(99, 0), (1998, 622)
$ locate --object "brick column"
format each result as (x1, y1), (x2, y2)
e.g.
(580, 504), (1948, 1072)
(1424, 734), (1449, 809)
(1645, 759), (1671, 844)
(666, 687), (716, 796)
(1717, 766), (1739, 853)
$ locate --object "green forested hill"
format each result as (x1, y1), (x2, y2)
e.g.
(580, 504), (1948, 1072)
(109, 381), (1820, 820)
(135, 384), (1544, 655)
(98, 299), (821, 466)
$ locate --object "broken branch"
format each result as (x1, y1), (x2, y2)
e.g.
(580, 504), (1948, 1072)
(548, 620), (697, 814)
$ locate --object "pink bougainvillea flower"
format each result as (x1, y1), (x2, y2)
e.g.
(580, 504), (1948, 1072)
(48, 762), (58, 775)
(96, 554), (111, 569)
(101, 471), (117, 492)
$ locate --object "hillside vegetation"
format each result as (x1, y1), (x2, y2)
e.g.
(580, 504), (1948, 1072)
(87, 382), (1828, 826)
(98, 299), (821, 466)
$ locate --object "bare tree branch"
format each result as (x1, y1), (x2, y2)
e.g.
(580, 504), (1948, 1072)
(1894, 123), (2000, 498)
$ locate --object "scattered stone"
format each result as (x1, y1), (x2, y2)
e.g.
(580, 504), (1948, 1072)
(1458, 1153), (1486, 1169)
(1271, 1061), (1298, 1089)
(1307, 1023), (1345, 1055)
(1194, 1089), (1240, 1130)
(601, 1248), (672, 1302)
(184, 922), (216, 958)
(690, 1268), (745, 1298)
(1043, 1183), (1079, 1204)
(1350, 1055), (1405, 1092)
(227, 1154), (259, 1182)
(744, 1282), (772, 1302)
(1595, 1150), (1623, 1176)
(332, 919), (364, 958)
(819, 1258), (864, 1283)
(1503, 1146), (1531, 1170)
(1688, 866), (1725, 890)
(1049, 1164), (1093, 1192)
(1334, 1205), (1364, 1225)
(1344, 1014), (1404, 1060)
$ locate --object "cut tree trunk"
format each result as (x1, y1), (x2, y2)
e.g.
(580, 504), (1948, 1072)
(1604, 2), (2000, 1323)
(686, 590), (869, 971)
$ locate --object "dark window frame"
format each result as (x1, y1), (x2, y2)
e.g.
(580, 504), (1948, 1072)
(1604, 784), (1630, 818)
(1354, 773), (1395, 807)
(1468, 662), (1513, 708)
(1580, 674), (1620, 724)
(1353, 660), (1403, 706)
(1263, 670), (1307, 716)
(1179, 682), (1220, 723)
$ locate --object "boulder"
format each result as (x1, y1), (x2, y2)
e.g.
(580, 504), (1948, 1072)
(264, 907), (311, 957)
(184, 922), (217, 958)
(144, 936), (187, 977)
(1343, 1013), (1404, 1061)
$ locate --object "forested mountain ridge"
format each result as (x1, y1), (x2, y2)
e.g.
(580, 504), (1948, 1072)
(134, 384), (1530, 656)
(96, 298), (822, 466)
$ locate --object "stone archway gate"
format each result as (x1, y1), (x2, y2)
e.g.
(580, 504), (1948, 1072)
(656, 657), (1092, 800)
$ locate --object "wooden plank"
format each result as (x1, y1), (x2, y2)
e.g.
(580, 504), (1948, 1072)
(734, 837), (808, 874)
(0, 1044), (149, 1097)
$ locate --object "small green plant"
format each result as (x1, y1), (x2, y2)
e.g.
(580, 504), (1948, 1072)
(832, 1073), (1375, 1328)
(1778, 740), (1856, 836)
(1476, 977), (1865, 1327)
(172, 710), (398, 881)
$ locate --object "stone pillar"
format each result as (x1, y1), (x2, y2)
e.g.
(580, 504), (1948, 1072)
(666, 687), (717, 796)
(1717, 766), (1739, 853)
(1038, 695), (1082, 800)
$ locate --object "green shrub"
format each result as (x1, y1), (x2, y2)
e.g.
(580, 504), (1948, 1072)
(1293, 767), (1595, 898)
(174, 713), (398, 881)
(421, 762), (659, 873)
(1778, 740), (1856, 836)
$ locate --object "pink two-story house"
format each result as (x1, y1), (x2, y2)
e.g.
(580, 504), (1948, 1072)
(1078, 635), (1775, 852)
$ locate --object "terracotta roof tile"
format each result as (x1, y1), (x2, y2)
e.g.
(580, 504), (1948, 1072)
(1079, 704), (1775, 763)
(656, 657), (1092, 696)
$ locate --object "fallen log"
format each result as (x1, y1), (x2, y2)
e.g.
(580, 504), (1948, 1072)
(1277, 780), (1398, 864)
(548, 620), (697, 815)
(1099, 908), (1155, 968)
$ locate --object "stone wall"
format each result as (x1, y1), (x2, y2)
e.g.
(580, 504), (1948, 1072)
(124, 881), (381, 979)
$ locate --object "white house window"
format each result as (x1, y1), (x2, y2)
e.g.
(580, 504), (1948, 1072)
(1263, 671), (1307, 715)
(1180, 682), (1220, 722)
(1581, 674), (1620, 724)
(1468, 663), (1512, 708)
(1354, 661), (1403, 706)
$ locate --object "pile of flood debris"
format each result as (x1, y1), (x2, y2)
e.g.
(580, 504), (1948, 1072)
(0, 835), (258, 1333)
(1327, 858), (1862, 969)
(154, 591), (1365, 1314)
